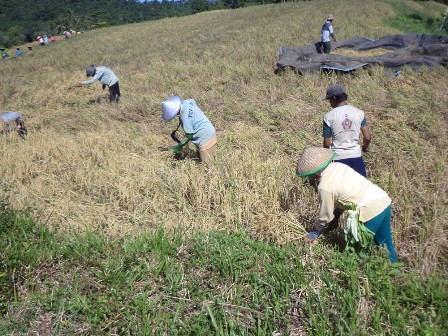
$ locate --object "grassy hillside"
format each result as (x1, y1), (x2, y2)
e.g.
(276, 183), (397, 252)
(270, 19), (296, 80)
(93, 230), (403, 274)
(0, 0), (447, 271)
(1, 0), (448, 333)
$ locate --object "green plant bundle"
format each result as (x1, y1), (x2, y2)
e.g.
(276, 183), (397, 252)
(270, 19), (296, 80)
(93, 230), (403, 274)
(339, 201), (375, 257)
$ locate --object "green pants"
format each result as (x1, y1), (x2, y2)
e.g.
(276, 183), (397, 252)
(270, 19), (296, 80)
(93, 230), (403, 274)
(364, 206), (398, 263)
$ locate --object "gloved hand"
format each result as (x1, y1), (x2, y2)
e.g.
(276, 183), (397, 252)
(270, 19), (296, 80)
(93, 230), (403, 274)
(344, 210), (359, 242)
(304, 229), (322, 243)
(173, 146), (181, 154)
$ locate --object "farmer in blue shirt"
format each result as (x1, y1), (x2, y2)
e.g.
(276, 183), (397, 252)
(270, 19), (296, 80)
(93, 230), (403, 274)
(15, 48), (23, 56)
(0, 112), (27, 138)
(74, 65), (120, 103)
(321, 14), (336, 54)
(162, 95), (217, 167)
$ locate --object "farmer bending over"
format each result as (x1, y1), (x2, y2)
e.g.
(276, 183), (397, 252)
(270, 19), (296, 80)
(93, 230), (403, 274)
(297, 147), (397, 263)
(74, 65), (120, 103)
(162, 95), (217, 167)
(0, 112), (27, 139)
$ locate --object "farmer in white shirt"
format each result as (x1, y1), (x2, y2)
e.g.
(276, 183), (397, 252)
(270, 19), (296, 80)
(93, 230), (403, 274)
(323, 83), (371, 177)
(321, 14), (336, 54)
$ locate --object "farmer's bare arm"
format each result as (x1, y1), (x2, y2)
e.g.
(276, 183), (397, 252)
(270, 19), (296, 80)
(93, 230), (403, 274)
(361, 126), (371, 152)
(323, 137), (332, 149)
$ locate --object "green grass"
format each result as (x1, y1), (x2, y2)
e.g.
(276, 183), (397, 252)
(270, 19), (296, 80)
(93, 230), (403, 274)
(1, 1), (448, 332)
(378, 0), (448, 34)
(1, 202), (447, 335)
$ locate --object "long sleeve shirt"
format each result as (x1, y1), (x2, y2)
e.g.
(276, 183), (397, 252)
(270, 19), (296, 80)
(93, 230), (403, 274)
(82, 66), (118, 87)
(314, 162), (391, 232)
(179, 99), (215, 147)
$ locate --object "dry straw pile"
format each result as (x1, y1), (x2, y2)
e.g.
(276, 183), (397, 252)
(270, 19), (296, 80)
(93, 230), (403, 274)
(0, 0), (447, 272)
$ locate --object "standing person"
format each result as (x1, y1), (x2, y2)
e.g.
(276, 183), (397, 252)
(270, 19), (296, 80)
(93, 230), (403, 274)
(321, 14), (336, 54)
(0, 112), (27, 138)
(322, 83), (370, 177)
(297, 147), (398, 263)
(162, 95), (217, 167)
(74, 65), (121, 103)
(15, 48), (23, 56)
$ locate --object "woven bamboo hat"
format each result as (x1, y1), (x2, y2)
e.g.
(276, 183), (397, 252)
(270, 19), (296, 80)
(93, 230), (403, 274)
(296, 147), (335, 177)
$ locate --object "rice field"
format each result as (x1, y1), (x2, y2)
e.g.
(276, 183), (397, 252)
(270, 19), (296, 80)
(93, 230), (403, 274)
(0, 0), (447, 273)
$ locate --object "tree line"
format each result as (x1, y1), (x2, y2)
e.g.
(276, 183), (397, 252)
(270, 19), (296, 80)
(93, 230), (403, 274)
(0, 0), (304, 47)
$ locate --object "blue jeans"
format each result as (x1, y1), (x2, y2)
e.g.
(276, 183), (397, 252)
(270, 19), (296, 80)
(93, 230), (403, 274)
(364, 205), (398, 263)
(335, 156), (366, 177)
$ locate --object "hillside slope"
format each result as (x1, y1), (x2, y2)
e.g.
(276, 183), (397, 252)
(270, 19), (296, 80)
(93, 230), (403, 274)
(0, 0), (447, 272)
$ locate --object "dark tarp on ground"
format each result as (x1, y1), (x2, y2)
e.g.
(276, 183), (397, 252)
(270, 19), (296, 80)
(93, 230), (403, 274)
(275, 34), (448, 75)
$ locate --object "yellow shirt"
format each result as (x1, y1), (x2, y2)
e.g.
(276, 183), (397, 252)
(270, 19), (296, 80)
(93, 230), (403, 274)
(315, 162), (391, 231)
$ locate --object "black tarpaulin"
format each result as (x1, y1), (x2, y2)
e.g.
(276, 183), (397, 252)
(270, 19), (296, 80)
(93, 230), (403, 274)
(275, 34), (448, 75)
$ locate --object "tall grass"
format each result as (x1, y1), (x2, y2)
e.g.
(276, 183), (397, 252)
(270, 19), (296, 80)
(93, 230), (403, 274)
(0, 0), (447, 273)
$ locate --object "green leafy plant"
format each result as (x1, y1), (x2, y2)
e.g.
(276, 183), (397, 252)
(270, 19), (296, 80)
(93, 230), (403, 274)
(339, 201), (375, 258)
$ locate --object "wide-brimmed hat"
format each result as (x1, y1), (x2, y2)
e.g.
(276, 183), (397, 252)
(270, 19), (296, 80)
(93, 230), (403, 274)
(296, 147), (335, 177)
(327, 14), (334, 21)
(162, 95), (182, 122)
(86, 65), (95, 77)
(325, 83), (346, 99)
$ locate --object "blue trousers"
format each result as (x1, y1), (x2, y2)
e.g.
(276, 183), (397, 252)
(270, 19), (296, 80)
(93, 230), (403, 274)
(364, 205), (398, 263)
(335, 156), (366, 177)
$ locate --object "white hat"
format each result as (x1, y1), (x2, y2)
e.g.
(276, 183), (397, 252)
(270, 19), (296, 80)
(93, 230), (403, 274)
(162, 95), (182, 122)
(296, 147), (335, 177)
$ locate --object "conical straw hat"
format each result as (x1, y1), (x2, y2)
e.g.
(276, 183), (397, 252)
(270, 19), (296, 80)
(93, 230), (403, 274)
(296, 147), (335, 177)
